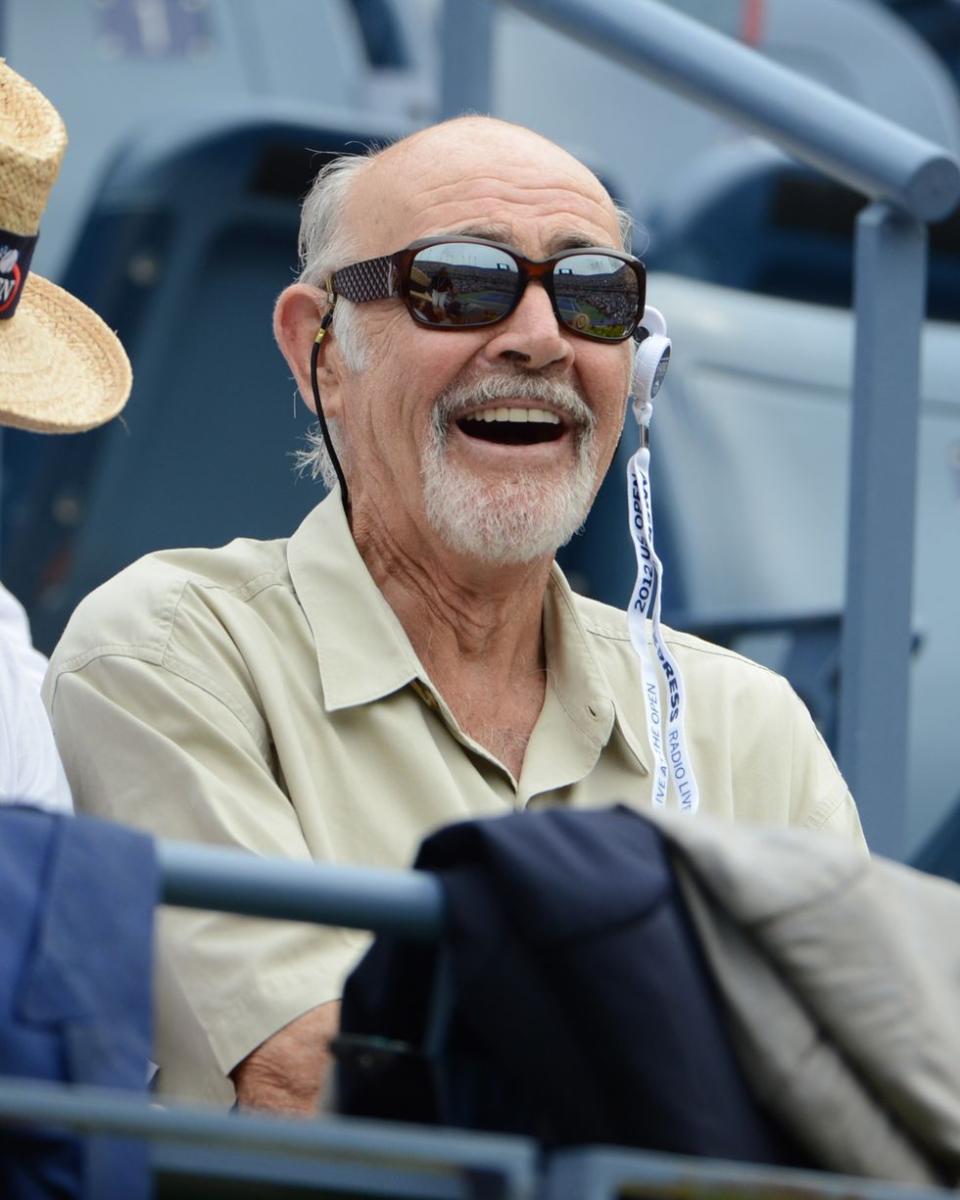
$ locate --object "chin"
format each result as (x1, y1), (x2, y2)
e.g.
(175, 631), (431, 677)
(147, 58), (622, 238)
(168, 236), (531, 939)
(422, 468), (595, 566)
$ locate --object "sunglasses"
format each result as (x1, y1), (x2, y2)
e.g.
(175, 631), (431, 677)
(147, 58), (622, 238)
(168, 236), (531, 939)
(329, 236), (646, 343)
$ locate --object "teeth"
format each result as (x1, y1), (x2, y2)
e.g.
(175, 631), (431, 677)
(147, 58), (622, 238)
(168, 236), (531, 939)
(470, 408), (561, 425)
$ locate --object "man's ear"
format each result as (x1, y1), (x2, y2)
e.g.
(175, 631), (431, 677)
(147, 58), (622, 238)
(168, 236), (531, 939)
(273, 283), (344, 417)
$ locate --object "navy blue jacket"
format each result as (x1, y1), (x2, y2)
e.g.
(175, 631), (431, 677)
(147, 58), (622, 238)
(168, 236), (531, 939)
(340, 805), (806, 1165)
(0, 806), (156, 1200)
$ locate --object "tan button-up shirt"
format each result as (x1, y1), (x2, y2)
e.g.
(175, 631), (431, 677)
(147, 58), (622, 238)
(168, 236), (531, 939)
(44, 493), (864, 1105)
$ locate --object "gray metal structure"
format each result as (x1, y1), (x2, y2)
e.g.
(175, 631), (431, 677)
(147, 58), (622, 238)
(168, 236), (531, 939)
(0, 1078), (538, 1199)
(543, 1145), (955, 1200)
(159, 837), (444, 939)
(841, 205), (928, 858)
(441, 0), (960, 859)
(440, 0), (494, 119)
(0, 839), (956, 1196)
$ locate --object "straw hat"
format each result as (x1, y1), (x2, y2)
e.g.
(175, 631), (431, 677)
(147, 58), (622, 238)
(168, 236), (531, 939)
(0, 59), (130, 433)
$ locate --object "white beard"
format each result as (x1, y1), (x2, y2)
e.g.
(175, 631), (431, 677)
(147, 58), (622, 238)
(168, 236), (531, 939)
(420, 373), (601, 565)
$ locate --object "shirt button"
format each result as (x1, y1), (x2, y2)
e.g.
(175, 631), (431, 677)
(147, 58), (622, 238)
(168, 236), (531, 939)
(587, 704), (599, 720)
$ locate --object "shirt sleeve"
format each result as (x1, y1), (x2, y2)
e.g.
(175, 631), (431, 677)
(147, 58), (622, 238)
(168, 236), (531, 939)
(781, 675), (867, 851)
(45, 651), (370, 1101)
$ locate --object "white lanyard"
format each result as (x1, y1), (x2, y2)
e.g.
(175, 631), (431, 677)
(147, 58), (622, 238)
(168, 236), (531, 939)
(625, 439), (700, 814)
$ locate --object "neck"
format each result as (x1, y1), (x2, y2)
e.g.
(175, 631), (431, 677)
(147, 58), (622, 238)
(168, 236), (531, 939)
(353, 507), (552, 679)
(348, 488), (557, 780)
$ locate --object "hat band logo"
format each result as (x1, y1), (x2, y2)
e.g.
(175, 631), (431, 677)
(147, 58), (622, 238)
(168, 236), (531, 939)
(0, 230), (38, 320)
(0, 262), (23, 313)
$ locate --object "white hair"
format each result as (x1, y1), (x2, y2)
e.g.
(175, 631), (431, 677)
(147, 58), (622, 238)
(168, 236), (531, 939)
(293, 153), (376, 487)
(291, 136), (636, 488)
(615, 204), (635, 254)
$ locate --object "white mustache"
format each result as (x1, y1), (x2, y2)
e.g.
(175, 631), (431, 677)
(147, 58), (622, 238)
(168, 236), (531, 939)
(433, 373), (596, 433)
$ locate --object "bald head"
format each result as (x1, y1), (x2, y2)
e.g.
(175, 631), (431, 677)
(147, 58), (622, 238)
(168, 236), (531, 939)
(296, 117), (630, 294)
(345, 116), (627, 259)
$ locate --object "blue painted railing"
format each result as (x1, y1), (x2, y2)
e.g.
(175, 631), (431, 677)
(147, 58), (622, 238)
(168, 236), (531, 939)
(158, 838), (444, 939)
(0, 840), (955, 1197)
(441, 0), (960, 859)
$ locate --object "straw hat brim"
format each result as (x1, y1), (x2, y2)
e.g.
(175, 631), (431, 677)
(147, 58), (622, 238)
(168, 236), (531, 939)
(0, 273), (131, 433)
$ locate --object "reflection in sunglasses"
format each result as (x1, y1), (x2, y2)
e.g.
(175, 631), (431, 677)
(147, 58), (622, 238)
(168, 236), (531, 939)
(332, 236), (645, 341)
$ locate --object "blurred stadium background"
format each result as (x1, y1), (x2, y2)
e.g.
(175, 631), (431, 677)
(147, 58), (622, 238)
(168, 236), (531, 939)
(2, 0), (959, 861)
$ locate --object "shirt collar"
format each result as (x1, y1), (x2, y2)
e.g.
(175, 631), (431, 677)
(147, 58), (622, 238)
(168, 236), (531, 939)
(286, 492), (423, 711)
(541, 564), (650, 777)
(286, 490), (647, 775)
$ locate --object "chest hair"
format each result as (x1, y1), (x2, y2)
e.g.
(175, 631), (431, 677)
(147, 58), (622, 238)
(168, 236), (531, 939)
(448, 671), (547, 781)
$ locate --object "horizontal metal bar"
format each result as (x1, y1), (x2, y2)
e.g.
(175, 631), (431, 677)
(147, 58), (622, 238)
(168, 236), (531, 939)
(544, 1145), (953, 1200)
(499, 0), (960, 221)
(0, 1078), (535, 1191)
(152, 1140), (463, 1200)
(157, 840), (445, 940)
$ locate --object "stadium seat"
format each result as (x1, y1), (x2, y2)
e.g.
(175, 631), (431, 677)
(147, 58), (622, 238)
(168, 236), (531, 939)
(2, 105), (414, 653)
(642, 147), (960, 851)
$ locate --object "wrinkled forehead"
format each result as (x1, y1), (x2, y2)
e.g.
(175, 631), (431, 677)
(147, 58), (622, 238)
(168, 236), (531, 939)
(347, 125), (623, 259)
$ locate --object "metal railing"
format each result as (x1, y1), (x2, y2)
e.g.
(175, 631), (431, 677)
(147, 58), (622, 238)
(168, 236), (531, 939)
(0, 1076), (538, 1199)
(0, 841), (520, 1199)
(542, 1145), (955, 1200)
(440, 0), (960, 860)
(158, 838), (444, 938)
(2, 840), (956, 1197)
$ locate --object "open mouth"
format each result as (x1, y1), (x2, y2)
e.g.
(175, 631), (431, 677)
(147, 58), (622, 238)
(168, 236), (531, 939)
(456, 407), (565, 447)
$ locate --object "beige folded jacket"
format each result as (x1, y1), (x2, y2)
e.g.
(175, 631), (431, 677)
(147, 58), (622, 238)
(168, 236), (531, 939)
(653, 813), (960, 1186)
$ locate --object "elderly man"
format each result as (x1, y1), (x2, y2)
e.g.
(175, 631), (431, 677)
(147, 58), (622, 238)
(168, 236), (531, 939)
(45, 116), (864, 1114)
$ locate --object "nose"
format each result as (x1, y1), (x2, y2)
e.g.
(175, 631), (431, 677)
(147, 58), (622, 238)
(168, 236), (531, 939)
(479, 280), (575, 373)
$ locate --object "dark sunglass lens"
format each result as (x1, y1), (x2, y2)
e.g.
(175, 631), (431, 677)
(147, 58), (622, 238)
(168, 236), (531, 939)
(408, 242), (519, 327)
(552, 254), (640, 340)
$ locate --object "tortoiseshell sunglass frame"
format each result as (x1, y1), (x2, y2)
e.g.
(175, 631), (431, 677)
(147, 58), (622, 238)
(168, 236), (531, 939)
(329, 235), (647, 343)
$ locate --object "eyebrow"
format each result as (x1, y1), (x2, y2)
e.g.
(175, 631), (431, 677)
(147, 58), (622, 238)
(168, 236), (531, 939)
(439, 224), (616, 256)
(546, 230), (610, 253)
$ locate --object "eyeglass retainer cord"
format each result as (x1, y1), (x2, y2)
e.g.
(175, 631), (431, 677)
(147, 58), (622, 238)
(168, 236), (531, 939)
(312, 301), (351, 512)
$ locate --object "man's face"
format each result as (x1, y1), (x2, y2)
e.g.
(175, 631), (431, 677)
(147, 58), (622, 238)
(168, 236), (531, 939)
(327, 120), (634, 567)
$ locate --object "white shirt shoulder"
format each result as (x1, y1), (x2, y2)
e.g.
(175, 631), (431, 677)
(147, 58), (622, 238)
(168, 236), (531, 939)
(0, 585), (72, 811)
